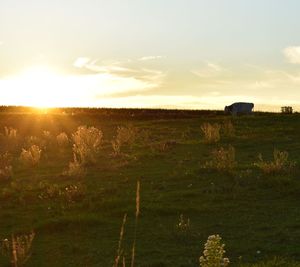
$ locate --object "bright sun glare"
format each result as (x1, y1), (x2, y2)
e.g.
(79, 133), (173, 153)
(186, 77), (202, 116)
(16, 66), (64, 108)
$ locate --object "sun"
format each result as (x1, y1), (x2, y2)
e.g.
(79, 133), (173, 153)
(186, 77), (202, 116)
(15, 66), (65, 108)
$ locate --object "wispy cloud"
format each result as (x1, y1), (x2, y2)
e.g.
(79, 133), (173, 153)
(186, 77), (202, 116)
(72, 57), (165, 96)
(139, 56), (164, 61)
(191, 62), (230, 78)
(283, 46), (300, 64)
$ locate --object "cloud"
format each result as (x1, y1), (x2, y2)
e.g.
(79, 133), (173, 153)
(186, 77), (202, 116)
(283, 46), (300, 64)
(73, 57), (91, 68)
(139, 56), (163, 61)
(191, 62), (230, 78)
(71, 57), (165, 97)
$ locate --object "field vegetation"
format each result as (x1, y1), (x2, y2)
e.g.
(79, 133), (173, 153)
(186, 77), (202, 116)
(0, 107), (300, 266)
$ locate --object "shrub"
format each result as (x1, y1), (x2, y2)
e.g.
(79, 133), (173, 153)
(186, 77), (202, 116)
(72, 126), (103, 164)
(56, 132), (69, 147)
(175, 214), (191, 236)
(25, 136), (40, 147)
(112, 125), (136, 155)
(42, 130), (52, 145)
(64, 154), (86, 178)
(20, 145), (42, 167)
(0, 152), (13, 181)
(255, 149), (295, 174)
(205, 145), (236, 172)
(199, 234), (230, 267)
(222, 120), (235, 137)
(4, 126), (17, 139)
(201, 123), (221, 144)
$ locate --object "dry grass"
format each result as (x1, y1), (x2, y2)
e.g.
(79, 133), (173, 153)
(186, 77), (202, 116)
(0, 152), (13, 181)
(255, 149), (295, 174)
(222, 120), (235, 137)
(64, 154), (86, 178)
(56, 132), (69, 147)
(72, 126), (103, 164)
(1, 231), (35, 267)
(112, 125), (136, 155)
(4, 126), (17, 139)
(113, 213), (127, 267)
(205, 145), (236, 172)
(131, 180), (140, 267)
(20, 145), (42, 167)
(201, 123), (221, 144)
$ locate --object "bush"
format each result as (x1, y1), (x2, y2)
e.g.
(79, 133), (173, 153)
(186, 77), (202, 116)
(20, 145), (42, 167)
(72, 126), (103, 164)
(199, 234), (229, 267)
(56, 132), (69, 147)
(64, 154), (86, 178)
(4, 126), (17, 139)
(255, 149), (295, 174)
(0, 152), (13, 181)
(112, 125), (136, 155)
(205, 145), (236, 173)
(201, 123), (221, 144)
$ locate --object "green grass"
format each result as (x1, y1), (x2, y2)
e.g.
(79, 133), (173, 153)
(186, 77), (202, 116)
(0, 111), (300, 266)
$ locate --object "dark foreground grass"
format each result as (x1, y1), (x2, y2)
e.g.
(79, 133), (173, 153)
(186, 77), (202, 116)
(0, 110), (300, 266)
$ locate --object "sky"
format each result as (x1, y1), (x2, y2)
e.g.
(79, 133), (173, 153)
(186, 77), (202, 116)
(1, 0), (300, 110)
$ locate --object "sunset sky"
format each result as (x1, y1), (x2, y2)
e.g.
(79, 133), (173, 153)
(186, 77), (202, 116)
(1, 0), (300, 111)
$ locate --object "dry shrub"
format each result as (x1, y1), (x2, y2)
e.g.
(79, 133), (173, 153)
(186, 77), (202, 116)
(1, 231), (35, 267)
(20, 145), (42, 167)
(112, 125), (136, 155)
(25, 136), (41, 148)
(151, 140), (177, 153)
(0, 152), (13, 181)
(56, 132), (69, 147)
(4, 126), (17, 139)
(222, 120), (235, 137)
(255, 149), (295, 174)
(201, 123), (221, 144)
(199, 234), (229, 267)
(38, 181), (85, 203)
(205, 145), (236, 172)
(64, 154), (86, 178)
(72, 126), (103, 164)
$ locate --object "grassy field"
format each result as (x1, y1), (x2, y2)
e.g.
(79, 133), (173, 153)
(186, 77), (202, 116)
(0, 108), (300, 266)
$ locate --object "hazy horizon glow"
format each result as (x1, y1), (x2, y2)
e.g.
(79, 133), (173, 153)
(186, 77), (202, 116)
(1, 0), (300, 111)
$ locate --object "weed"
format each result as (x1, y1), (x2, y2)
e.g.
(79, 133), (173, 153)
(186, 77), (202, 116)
(199, 234), (229, 267)
(0, 152), (13, 181)
(4, 127), (17, 139)
(201, 123), (221, 144)
(131, 180), (140, 267)
(113, 213), (127, 267)
(1, 231), (35, 267)
(254, 149), (295, 174)
(205, 145), (236, 172)
(20, 145), (42, 167)
(175, 214), (190, 233)
(64, 153), (86, 178)
(72, 126), (103, 164)
(56, 132), (69, 147)
(112, 125), (136, 155)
